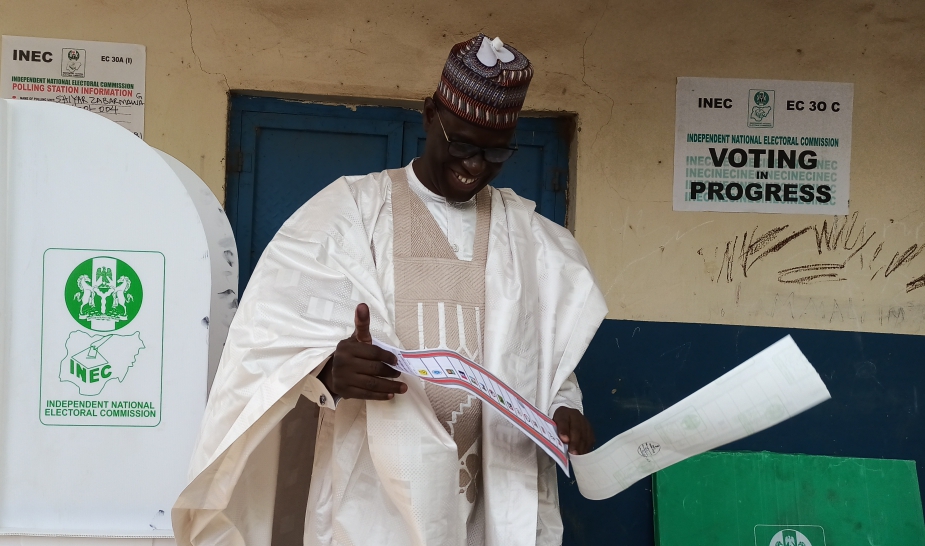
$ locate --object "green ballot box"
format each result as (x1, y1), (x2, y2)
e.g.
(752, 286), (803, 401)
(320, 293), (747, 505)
(653, 452), (925, 546)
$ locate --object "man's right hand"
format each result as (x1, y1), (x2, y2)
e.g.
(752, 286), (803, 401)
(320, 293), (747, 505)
(318, 303), (407, 401)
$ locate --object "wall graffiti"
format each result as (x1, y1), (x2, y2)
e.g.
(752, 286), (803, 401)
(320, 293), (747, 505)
(699, 212), (925, 293)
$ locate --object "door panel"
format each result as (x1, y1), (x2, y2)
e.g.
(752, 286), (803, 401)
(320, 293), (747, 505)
(232, 109), (403, 287)
(251, 125), (400, 269)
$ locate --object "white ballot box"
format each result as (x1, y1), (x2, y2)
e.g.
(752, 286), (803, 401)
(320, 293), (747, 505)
(0, 99), (215, 541)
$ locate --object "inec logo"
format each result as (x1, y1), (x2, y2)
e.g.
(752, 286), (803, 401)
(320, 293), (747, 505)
(65, 256), (142, 331)
(770, 529), (811, 546)
(61, 48), (85, 78)
(41, 248), (164, 426)
(60, 256), (145, 396)
(755, 525), (825, 546)
(748, 88), (775, 128)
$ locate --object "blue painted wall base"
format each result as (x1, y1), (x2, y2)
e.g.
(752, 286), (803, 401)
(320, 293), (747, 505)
(559, 319), (925, 545)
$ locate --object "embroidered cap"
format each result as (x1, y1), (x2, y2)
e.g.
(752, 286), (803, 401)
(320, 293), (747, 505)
(436, 34), (533, 130)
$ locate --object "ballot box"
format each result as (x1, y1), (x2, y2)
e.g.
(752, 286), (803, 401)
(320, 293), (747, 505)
(0, 98), (221, 539)
(653, 451), (925, 546)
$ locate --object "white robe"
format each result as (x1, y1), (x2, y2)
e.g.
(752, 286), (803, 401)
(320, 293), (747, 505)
(172, 168), (607, 546)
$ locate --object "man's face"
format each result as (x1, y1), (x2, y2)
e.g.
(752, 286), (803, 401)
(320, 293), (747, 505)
(417, 97), (516, 203)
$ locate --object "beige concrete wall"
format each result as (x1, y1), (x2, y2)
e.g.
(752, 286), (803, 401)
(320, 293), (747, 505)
(2, 0), (923, 334)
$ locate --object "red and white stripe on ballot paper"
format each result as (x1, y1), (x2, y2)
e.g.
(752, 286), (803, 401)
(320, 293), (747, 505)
(373, 339), (570, 475)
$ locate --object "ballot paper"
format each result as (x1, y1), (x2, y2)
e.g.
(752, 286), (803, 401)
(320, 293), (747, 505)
(570, 335), (831, 500)
(372, 339), (571, 474)
(373, 335), (830, 498)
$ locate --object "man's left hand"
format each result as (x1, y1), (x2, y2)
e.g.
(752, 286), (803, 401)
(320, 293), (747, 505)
(553, 407), (595, 455)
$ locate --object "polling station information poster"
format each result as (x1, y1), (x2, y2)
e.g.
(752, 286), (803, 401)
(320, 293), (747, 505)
(674, 77), (853, 214)
(1, 35), (146, 138)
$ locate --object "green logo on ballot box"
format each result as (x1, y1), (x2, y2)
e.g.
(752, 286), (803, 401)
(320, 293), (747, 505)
(65, 256), (143, 332)
(755, 525), (825, 546)
(60, 256), (146, 396)
(41, 249), (165, 427)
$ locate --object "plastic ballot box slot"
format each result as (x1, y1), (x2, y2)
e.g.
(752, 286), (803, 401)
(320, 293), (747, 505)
(653, 451), (925, 546)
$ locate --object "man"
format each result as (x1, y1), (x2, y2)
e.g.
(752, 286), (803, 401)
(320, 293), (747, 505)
(173, 34), (606, 546)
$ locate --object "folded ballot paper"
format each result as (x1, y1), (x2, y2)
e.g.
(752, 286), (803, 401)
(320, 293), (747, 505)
(374, 335), (831, 500)
(373, 340), (572, 473)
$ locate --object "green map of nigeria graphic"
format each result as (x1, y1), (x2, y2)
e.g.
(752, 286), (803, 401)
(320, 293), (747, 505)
(750, 90), (773, 124)
(61, 256), (146, 395)
(750, 105), (772, 123)
(59, 331), (145, 395)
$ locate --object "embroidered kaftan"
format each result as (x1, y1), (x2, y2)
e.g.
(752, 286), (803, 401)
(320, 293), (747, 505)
(391, 167), (489, 544)
(172, 164), (608, 546)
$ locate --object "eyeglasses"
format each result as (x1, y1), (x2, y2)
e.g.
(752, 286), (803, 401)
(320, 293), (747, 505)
(435, 109), (518, 164)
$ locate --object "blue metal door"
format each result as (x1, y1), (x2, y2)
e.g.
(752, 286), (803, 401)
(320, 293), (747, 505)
(227, 95), (570, 292)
